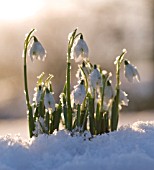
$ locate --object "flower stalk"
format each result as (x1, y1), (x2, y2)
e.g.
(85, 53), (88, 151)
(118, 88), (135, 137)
(111, 49), (127, 131)
(77, 104), (81, 128)
(66, 29), (77, 130)
(66, 29), (83, 130)
(23, 29), (35, 138)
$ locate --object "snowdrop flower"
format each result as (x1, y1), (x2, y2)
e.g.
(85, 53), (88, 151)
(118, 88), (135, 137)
(82, 61), (91, 77)
(119, 90), (129, 106)
(71, 35), (89, 62)
(33, 85), (43, 105)
(44, 88), (55, 112)
(89, 65), (102, 89)
(124, 60), (140, 83)
(29, 37), (47, 62)
(76, 62), (90, 81)
(104, 80), (115, 103)
(71, 80), (86, 106)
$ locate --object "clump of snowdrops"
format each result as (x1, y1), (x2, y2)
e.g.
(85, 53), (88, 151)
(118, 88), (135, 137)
(23, 28), (140, 138)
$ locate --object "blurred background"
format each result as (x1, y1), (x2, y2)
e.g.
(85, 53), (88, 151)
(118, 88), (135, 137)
(0, 0), (153, 136)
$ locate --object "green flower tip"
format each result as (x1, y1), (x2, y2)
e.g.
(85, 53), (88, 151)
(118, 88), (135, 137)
(80, 79), (84, 85)
(124, 60), (129, 65)
(107, 80), (111, 86)
(82, 61), (85, 67)
(94, 64), (97, 69)
(80, 34), (83, 40)
(34, 36), (38, 42)
(38, 85), (42, 90)
(45, 88), (50, 93)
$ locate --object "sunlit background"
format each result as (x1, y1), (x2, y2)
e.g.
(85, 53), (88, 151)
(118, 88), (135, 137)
(0, 0), (153, 137)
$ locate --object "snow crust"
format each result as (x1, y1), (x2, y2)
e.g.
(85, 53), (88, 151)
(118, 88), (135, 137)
(0, 121), (154, 170)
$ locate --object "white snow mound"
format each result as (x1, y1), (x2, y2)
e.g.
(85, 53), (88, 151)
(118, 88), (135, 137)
(0, 121), (154, 170)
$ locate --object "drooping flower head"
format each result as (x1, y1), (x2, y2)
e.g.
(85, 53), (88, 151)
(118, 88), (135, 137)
(89, 64), (102, 89)
(29, 36), (47, 62)
(71, 80), (86, 106)
(33, 85), (43, 105)
(82, 61), (91, 77)
(119, 90), (129, 106)
(76, 61), (91, 81)
(71, 34), (89, 63)
(104, 80), (115, 104)
(44, 88), (55, 112)
(124, 59), (140, 83)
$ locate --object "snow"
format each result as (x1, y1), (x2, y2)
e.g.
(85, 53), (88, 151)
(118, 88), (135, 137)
(0, 121), (154, 170)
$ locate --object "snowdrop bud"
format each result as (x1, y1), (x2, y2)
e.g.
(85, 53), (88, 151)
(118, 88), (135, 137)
(72, 35), (89, 63)
(120, 90), (129, 106)
(76, 62), (90, 81)
(122, 49), (127, 53)
(104, 80), (115, 102)
(33, 85), (43, 105)
(44, 88), (55, 112)
(124, 60), (140, 83)
(71, 80), (86, 106)
(29, 37), (47, 62)
(82, 61), (90, 77)
(102, 70), (108, 77)
(89, 65), (102, 89)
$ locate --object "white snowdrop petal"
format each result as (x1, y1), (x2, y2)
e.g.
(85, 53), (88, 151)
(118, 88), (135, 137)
(125, 64), (134, 82)
(124, 60), (140, 83)
(75, 54), (83, 63)
(89, 68), (102, 89)
(104, 85), (114, 102)
(29, 41), (46, 62)
(33, 89), (43, 104)
(120, 90), (129, 106)
(72, 38), (89, 63)
(71, 83), (86, 106)
(125, 69), (133, 82)
(134, 67), (141, 82)
(44, 92), (55, 112)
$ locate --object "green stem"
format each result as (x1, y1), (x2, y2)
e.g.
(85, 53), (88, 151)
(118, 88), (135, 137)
(81, 109), (88, 132)
(23, 29), (35, 137)
(66, 29), (77, 130)
(111, 50), (127, 131)
(45, 111), (50, 133)
(53, 104), (62, 130)
(88, 93), (95, 135)
(24, 52), (30, 109)
(23, 29), (35, 110)
(66, 61), (72, 130)
(96, 102), (100, 134)
(77, 104), (81, 128)
(99, 78), (106, 134)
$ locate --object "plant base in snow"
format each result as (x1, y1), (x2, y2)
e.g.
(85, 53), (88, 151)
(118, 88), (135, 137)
(23, 28), (140, 138)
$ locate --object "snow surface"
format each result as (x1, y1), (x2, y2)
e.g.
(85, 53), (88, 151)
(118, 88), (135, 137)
(0, 121), (154, 170)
